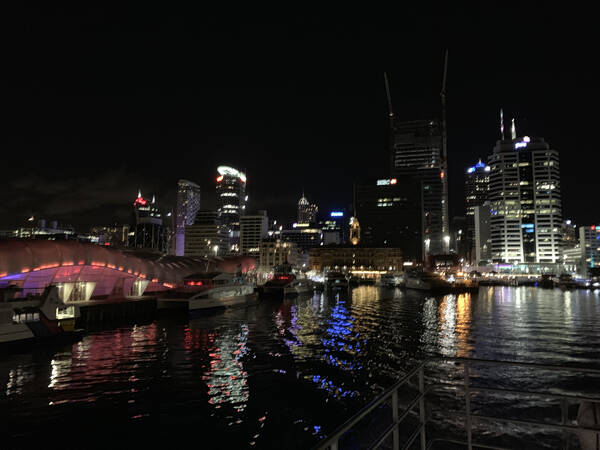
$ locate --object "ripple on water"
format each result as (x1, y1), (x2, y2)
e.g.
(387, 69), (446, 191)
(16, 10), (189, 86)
(1, 287), (599, 449)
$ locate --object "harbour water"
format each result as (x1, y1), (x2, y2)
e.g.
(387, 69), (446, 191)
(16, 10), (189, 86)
(1, 286), (599, 449)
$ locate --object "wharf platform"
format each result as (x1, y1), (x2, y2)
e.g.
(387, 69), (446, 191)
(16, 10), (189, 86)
(73, 296), (157, 329)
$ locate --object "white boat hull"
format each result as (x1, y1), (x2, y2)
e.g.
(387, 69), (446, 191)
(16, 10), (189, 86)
(158, 285), (257, 312)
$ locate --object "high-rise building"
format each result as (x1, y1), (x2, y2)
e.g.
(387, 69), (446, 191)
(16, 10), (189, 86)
(184, 210), (229, 258)
(175, 179), (201, 256)
(320, 210), (347, 245)
(488, 133), (562, 263)
(240, 210), (268, 257)
(465, 160), (490, 262)
(130, 192), (167, 253)
(297, 193), (318, 224)
(391, 120), (448, 255)
(280, 224), (322, 251)
(561, 219), (578, 250)
(216, 165), (247, 254)
(355, 176), (422, 261)
(473, 202), (492, 265)
(580, 225), (600, 271)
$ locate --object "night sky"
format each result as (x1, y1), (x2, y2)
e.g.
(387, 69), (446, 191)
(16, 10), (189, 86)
(3, 6), (598, 231)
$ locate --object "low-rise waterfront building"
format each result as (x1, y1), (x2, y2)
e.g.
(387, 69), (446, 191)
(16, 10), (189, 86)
(259, 238), (305, 271)
(309, 245), (403, 274)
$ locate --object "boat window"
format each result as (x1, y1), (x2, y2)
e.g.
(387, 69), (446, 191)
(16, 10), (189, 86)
(12, 312), (40, 323)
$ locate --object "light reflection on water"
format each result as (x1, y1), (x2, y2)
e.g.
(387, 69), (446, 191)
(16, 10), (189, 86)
(1, 286), (600, 449)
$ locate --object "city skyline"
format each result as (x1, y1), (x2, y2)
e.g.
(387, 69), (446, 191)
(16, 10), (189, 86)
(3, 7), (598, 230)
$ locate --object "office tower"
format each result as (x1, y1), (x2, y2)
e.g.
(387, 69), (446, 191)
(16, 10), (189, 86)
(130, 192), (166, 253)
(390, 120), (448, 255)
(320, 210), (347, 245)
(175, 179), (201, 256)
(280, 224), (322, 251)
(488, 130), (562, 263)
(355, 176), (422, 261)
(216, 165), (247, 253)
(297, 193), (318, 224)
(474, 202), (492, 265)
(465, 160), (490, 262)
(561, 220), (578, 249)
(184, 210), (229, 258)
(580, 226), (600, 271)
(240, 210), (268, 257)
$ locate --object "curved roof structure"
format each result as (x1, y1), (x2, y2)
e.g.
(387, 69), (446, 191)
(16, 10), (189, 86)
(0, 240), (256, 298)
(217, 165), (247, 183)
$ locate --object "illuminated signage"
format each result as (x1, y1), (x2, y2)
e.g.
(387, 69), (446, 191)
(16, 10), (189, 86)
(515, 142), (528, 149)
(330, 211), (344, 217)
(376, 178), (397, 186)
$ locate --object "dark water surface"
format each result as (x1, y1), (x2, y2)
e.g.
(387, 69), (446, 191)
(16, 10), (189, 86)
(2, 287), (600, 449)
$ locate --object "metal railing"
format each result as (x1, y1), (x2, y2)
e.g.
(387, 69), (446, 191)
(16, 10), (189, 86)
(314, 364), (427, 450)
(314, 357), (600, 450)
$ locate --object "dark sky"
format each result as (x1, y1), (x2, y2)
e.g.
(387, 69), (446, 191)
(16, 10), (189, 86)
(2, 6), (599, 231)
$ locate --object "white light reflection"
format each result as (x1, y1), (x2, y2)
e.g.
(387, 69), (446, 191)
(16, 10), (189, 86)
(204, 324), (250, 413)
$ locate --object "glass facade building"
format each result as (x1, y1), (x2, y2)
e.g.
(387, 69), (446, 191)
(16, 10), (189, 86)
(216, 166), (247, 254)
(488, 136), (562, 263)
(391, 120), (448, 255)
(175, 179), (201, 256)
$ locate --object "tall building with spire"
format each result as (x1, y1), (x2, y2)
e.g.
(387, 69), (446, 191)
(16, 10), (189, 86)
(175, 179), (201, 256)
(488, 117), (562, 264)
(297, 192), (318, 224)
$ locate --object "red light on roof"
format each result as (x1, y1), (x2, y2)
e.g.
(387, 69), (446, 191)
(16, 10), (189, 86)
(216, 175), (223, 182)
(134, 197), (148, 207)
(390, 178), (397, 184)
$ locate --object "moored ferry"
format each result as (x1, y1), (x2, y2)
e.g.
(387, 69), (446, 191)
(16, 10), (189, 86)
(262, 273), (314, 298)
(157, 272), (257, 313)
(404, 270), (452, 292)
(0, 284), (82, 345)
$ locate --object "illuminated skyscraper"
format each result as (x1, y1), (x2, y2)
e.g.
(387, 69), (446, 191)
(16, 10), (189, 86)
(390, 120), (448, 255)
(216, 165), (247, 253)
(175, 179), (201, 256)
(297, 192), (318, 224)
(464, 160), (490, 262)
(488, 131), (562, 263)
(130, 192), (167, 253)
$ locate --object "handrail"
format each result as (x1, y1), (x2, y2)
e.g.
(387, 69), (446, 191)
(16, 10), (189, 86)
(314, 357), (600, 450)
(313, 364), (424, 450)
(434, 355), (600, 374)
